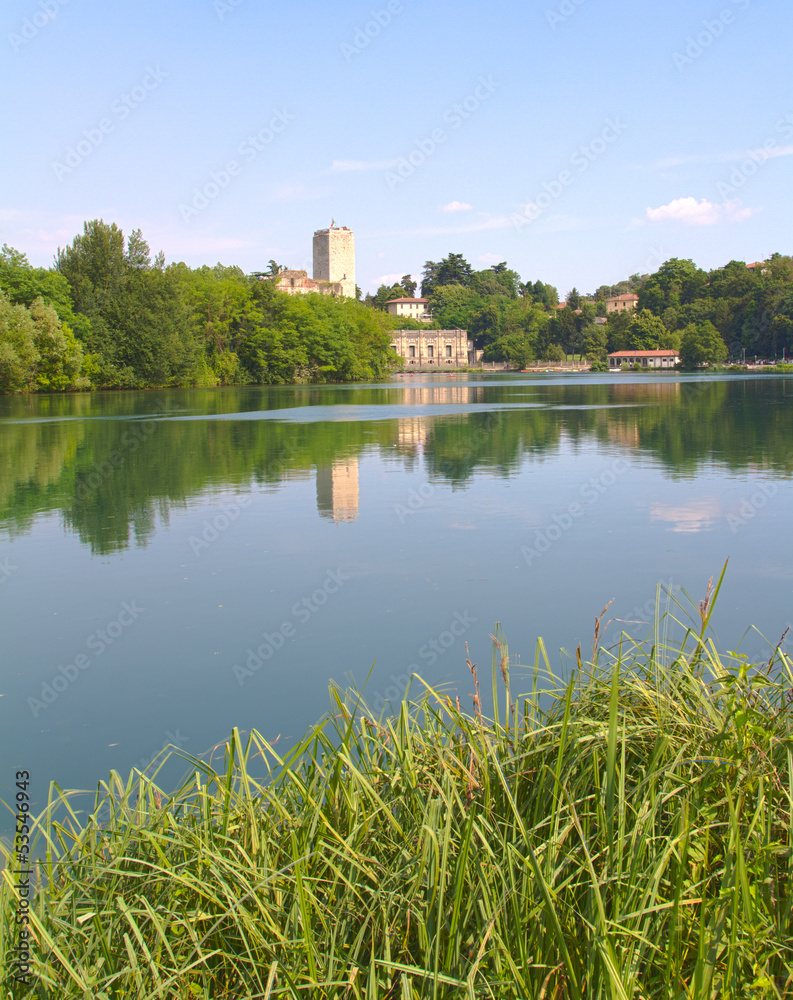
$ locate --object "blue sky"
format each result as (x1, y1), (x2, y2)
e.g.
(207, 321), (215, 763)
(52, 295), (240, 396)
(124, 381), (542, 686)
(3, 0), (792, 297)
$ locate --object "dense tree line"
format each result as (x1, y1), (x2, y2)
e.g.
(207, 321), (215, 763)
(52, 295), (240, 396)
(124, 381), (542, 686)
(3, 223), (793, 392)
(393, 251), (793, 369)
(0, 221), (400, 393)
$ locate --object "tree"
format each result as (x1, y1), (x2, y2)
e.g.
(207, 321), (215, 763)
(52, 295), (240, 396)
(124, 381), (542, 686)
(125, 229), (151, 270)
(0, 290), (39, 392)
(428, 284), (481, 331)
(545, 343), (564, 362)
(435, 253), (473, 288)
(421, 260), (440, 297)
(626, 310), (672, 350)
(551, 308), (577, 355)
(566, 287), (582, 311)
(582, 325), (608, 360)
(401, 275), (417, 297)
(104, 269), (199, 386)
(29, 297), (87, 390)
(0, 243), (77, 323)
(54, 219), (126, 313)
(530, 280), (558, 306)
(373, 283), (407, 310)
(638, 258), (708, 315)
(679, 321), (727, 368)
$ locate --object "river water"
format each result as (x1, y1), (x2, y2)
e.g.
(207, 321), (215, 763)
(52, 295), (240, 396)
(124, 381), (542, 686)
(1, 373), (792, 822)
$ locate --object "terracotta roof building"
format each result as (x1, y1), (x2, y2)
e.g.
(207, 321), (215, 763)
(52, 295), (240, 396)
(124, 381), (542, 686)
(386, 297), (431, 322)
(605, 294), (639, 313)
(608, 349), (679, 370)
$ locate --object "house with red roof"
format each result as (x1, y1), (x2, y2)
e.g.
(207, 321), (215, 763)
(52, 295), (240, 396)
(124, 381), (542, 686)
(608, 349), (679, 370)
(386, 297), (432, 323)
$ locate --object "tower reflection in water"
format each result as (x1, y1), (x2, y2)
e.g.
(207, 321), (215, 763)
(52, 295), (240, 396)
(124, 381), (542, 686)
(316, 457), (359, 523)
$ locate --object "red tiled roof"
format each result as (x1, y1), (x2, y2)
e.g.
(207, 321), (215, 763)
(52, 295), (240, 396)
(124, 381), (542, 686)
(387, 297), (429, 304)
(608, 350), (679, 357)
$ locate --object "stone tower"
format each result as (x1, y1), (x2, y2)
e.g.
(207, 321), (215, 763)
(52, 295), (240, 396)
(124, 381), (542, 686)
(313, 223), (355, 298)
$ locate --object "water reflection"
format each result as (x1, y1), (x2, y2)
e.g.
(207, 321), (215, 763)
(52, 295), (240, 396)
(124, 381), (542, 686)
(649, 498), (722, 533)
(1, 376), (792, 553)
(316, 458), (359, 523)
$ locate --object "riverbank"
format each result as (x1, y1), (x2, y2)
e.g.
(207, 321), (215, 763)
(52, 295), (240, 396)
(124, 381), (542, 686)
(2, 578), (792, 998)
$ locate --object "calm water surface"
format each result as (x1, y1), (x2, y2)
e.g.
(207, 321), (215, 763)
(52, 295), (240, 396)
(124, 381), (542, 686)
(2, 373), (792, 825)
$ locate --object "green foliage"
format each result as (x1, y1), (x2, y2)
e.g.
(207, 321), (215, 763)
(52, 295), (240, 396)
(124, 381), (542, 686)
(5, 580), (791, 998)
(545, 342), (565, 362)
(679, 320), (729, 369)
(0, 221), (400, 393)
(582, 324), (608, 360)
(372, 282), (410, 310)
(622, 254), (793, 359)
(594, 272), (647, 301)
(0, 244), (76, 323)
(626, 308), (672, 349)
(0, 290), (39, 392)
(638, 257), (709, 314)
(0, 290), (88, 392)
(29, 298), (88, 391)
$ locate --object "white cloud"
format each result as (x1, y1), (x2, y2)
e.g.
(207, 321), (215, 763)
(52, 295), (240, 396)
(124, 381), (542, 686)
(645, 197), (754, 227)
(441, 200), (472, 213)
(478, 253), (503, 265)
(330, 159), (397, 172)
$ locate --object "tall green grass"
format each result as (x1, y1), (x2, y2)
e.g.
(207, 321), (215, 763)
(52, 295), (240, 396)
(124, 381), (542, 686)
(2, 574), (792, 999)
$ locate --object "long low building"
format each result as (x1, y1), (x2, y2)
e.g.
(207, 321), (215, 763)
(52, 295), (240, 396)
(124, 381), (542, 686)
(391, 329), (476, 367)
(608, 349), (679, 370)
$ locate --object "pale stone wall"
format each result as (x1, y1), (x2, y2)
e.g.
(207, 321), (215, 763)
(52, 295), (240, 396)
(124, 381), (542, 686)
(313, 227), (356, 298)
(274, 270), (342, 297)
(390, 329), (472, 367)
